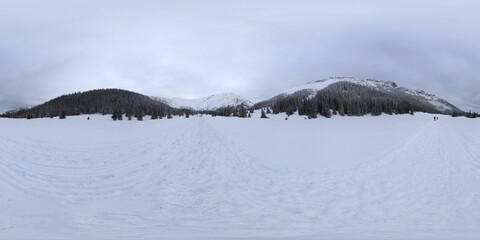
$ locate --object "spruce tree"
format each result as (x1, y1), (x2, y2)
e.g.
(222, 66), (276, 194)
(260, 109), (268, 118)
(238, 105), (248, 118)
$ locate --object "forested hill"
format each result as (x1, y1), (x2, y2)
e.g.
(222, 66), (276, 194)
(1, 89), (184, 119)
(255, 81), (464, 118)
(255, 77), (464, 116)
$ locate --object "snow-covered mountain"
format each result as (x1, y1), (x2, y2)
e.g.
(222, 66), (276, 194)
(154, 93), (253, 111)
(257, 77), (460, 113)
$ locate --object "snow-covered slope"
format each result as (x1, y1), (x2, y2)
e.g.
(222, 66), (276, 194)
(262, 77), (459, 112)
(155, 92), (253, 111)
(281, 77), (397, 94)
(1, 114), (479, 239)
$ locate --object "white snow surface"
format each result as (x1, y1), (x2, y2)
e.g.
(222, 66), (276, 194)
(1, 113), (480, 239)
(154, 93), (253, 110)
(271, 77), (454, 111)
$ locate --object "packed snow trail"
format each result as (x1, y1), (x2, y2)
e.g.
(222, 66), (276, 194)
(0, 114), (479, 239)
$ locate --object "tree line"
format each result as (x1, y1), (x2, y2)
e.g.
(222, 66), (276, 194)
(0, 89), (189, 119)
(200, 103), (252, 118)
(254, 81), (460, 118)
(1, 85), (476, 120)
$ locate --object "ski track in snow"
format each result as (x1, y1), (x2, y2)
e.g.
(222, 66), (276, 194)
(0, 115), (479, 239)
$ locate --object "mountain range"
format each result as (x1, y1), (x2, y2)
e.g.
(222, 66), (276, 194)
(152, 93), (254, 111)
(0, 77), (468, 118)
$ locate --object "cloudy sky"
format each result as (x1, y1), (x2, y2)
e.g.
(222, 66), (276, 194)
(0, 0), (479, 112)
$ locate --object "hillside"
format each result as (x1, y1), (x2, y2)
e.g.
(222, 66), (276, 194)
(255, 77), (462, 115)
(1, 89), (178, 119)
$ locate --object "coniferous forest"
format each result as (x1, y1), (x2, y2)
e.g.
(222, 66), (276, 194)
(1, 83), (477, 119)
(254, 82), (469, 118)
(1, 89), (188, 119)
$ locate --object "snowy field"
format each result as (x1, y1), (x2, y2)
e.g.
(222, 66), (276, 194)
(1, 113), (479, 239)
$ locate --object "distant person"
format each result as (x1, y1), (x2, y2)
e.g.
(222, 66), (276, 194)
(87, 117), (90, 120)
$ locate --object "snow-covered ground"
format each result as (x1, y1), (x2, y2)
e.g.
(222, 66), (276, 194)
(1, 113), (479, 239)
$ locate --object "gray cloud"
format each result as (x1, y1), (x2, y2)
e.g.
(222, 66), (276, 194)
(0, 0), (479, 112)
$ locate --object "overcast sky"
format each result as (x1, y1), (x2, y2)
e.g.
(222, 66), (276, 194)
(0, 0), (479, 112)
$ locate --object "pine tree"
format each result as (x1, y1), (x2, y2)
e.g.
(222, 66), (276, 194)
(238, 105), (248, 118)
(260, 109), (268, 118)
(59, 111), (66, 119)
(112, 110), (122, 120)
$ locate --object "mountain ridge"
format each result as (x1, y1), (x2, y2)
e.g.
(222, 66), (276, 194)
(1, 77), (469, 118)
(257, 77), (460, 114)
(152, 92), (253, 111)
